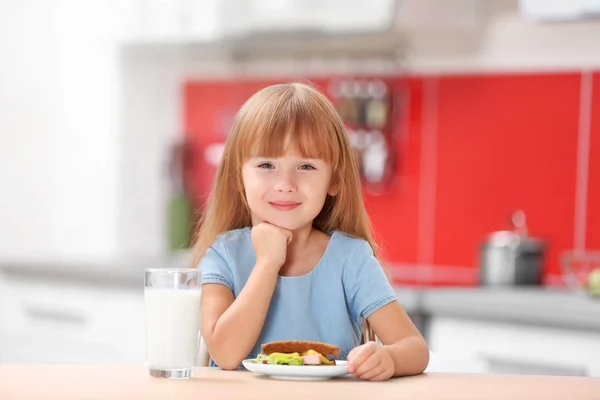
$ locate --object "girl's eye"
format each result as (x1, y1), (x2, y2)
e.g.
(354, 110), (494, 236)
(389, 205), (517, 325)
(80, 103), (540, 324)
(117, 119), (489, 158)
(299, 164), (316, 171)
(257, 162), (274, 169)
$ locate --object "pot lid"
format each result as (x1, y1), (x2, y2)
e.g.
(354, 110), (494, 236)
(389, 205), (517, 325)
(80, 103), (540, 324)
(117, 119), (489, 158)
(485, 210), (545, 251)
(486, 230), (544, 250)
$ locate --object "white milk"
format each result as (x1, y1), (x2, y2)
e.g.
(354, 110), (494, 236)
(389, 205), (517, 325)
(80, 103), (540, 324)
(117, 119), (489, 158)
(144, 288), (201, 370)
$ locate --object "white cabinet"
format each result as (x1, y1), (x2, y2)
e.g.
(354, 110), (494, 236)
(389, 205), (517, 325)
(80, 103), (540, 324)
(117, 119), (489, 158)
(428, 316), (600, 377)
(0, 278), (146, 365)
(123, 0), (221, 43)
(218, 0), (396, 38)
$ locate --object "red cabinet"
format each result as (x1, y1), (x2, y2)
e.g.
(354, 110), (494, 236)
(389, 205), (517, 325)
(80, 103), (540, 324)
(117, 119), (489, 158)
(586, 72), (600, 250)
(432, 73), (582, 278)
(363, 77), (423, 266)
(184, 71), (592, 286)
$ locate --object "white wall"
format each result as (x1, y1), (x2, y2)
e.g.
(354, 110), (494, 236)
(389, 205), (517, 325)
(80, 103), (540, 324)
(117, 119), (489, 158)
(403, 0), (600, 73)
(117, 44), (234, 260)
(0, 0), (62, 261)
(0, 0), (223, 264)
(0, 0), (134, 263)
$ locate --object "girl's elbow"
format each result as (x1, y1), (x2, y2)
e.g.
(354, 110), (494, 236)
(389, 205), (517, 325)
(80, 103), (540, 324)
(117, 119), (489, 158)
(415, 339), (430, 374)
(210, 350), (244, 371)
(217, 360), (241, 371)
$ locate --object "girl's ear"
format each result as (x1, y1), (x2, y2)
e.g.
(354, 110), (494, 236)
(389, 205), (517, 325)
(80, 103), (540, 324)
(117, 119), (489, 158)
(328, 179), (341, 197)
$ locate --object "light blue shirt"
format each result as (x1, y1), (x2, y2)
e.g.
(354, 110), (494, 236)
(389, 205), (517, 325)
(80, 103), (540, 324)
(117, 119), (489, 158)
(199, 227), (397, 366)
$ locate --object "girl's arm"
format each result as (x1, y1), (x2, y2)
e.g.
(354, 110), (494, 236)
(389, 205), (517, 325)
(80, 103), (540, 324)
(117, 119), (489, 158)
(201, 223), (292, 370)
(348, 302), (429, 380)
(200, 262), (278, 370)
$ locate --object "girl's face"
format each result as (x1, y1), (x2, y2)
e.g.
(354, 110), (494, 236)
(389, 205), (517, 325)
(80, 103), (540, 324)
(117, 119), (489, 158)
(242, 148), (336, 231)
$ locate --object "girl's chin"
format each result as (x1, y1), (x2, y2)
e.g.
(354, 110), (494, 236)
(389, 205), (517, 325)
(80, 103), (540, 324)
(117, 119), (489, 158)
(252, 217), (310, 232)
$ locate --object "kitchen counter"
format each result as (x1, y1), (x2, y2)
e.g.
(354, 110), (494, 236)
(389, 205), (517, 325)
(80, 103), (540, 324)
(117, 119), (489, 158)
(1, 365), (599, 400)
(2, 261), (600, 332)
(0, 256), (189, 289)
(417, 287), (600, 332)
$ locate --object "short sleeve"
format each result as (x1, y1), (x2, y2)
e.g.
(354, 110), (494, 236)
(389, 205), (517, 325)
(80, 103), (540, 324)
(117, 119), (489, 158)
(198, 236), (234, 291)
(342, 241), (397, 324)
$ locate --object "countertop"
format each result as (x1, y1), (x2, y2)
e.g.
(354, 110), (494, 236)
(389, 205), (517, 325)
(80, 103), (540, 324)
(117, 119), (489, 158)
(2, 261), (600, 332)
(1, 366), (599, 400)
(396, 286), (600, 332)
(0, 257), (186, 289)
(417, 287), (600, 332)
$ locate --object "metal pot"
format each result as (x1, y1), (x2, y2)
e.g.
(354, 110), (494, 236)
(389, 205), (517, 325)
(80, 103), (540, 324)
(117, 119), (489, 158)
(479, 211), (546, 286)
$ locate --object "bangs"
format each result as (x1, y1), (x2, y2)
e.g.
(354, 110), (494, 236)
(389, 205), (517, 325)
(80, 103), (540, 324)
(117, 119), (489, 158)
(236, 84), (341, 166)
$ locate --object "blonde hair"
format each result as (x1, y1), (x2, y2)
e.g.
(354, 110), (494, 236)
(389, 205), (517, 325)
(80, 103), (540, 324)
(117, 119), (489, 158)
(192, 82), (379, 264)
(193, 82), (380, 342)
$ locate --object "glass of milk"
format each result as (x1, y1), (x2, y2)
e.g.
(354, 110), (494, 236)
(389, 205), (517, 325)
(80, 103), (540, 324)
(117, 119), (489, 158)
(144, 268), (201, 379)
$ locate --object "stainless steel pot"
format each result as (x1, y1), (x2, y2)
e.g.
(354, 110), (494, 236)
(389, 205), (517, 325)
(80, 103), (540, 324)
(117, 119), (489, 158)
(479, 211), (546, 286)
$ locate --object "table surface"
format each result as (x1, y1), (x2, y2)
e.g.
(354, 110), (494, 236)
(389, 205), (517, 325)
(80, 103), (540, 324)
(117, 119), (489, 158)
(1, 366), (599, 400)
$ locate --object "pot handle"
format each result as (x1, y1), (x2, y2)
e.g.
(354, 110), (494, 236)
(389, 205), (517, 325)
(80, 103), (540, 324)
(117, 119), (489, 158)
(511, 209), (528, 237)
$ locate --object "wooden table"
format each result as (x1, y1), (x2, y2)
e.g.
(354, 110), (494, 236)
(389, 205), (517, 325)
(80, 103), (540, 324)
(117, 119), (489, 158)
(1, 365), (599, 399)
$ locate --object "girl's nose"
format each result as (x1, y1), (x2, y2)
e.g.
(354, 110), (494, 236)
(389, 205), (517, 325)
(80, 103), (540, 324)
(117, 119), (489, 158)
(274, 172), (297, 193)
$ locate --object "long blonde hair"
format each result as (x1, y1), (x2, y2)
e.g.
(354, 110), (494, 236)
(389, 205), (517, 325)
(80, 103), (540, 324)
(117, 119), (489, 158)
(193, 82), (377, 263)
(193, 82), (380, 341)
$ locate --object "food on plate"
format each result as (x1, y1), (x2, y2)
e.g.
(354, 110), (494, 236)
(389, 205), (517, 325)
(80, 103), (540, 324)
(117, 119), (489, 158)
(254, 340), (340, 366)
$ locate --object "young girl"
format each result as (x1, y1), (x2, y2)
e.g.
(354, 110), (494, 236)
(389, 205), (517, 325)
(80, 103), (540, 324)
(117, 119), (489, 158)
(195, 82), (429, 381)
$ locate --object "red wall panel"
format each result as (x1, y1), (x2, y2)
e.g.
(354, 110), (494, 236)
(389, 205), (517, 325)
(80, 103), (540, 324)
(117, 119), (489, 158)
(433, 73), (581, 278)
(586, 72), (600, 250)
(184, 72), (590, 286)
(364, 77), (422, 265)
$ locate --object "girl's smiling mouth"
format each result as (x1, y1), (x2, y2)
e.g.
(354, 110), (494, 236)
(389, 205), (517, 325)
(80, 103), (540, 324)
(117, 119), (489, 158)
(268, 201), (301, 211)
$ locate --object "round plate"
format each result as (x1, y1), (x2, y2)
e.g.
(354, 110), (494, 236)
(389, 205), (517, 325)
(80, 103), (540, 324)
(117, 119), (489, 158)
(242, 359), (349, 380)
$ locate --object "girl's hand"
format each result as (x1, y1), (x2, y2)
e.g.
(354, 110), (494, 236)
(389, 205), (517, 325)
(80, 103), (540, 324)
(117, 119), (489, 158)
(347, 341), (395, 381)
(251, 222), (292, 271)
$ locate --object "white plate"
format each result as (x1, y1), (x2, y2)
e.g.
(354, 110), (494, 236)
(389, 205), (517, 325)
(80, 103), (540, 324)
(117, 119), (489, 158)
(242, 359), (349, 380)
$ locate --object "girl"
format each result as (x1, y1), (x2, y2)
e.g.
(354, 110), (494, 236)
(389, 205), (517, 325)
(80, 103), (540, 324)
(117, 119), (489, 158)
(195, 82), (429, 381)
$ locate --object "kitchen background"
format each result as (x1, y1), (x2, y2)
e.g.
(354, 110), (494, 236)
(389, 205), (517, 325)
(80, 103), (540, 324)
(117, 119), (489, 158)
(1, 0), (600, 376)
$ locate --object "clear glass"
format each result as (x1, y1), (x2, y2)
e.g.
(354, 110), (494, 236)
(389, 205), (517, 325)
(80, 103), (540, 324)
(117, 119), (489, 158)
(561, 251), (600, 298)
(144, 268), (201, 379)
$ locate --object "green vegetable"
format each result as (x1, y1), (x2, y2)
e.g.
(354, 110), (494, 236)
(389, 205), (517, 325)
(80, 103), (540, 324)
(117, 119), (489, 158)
(288, 358), (302, 365)
(268, 354), (289, 365)
(588, 269), (600, 297)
